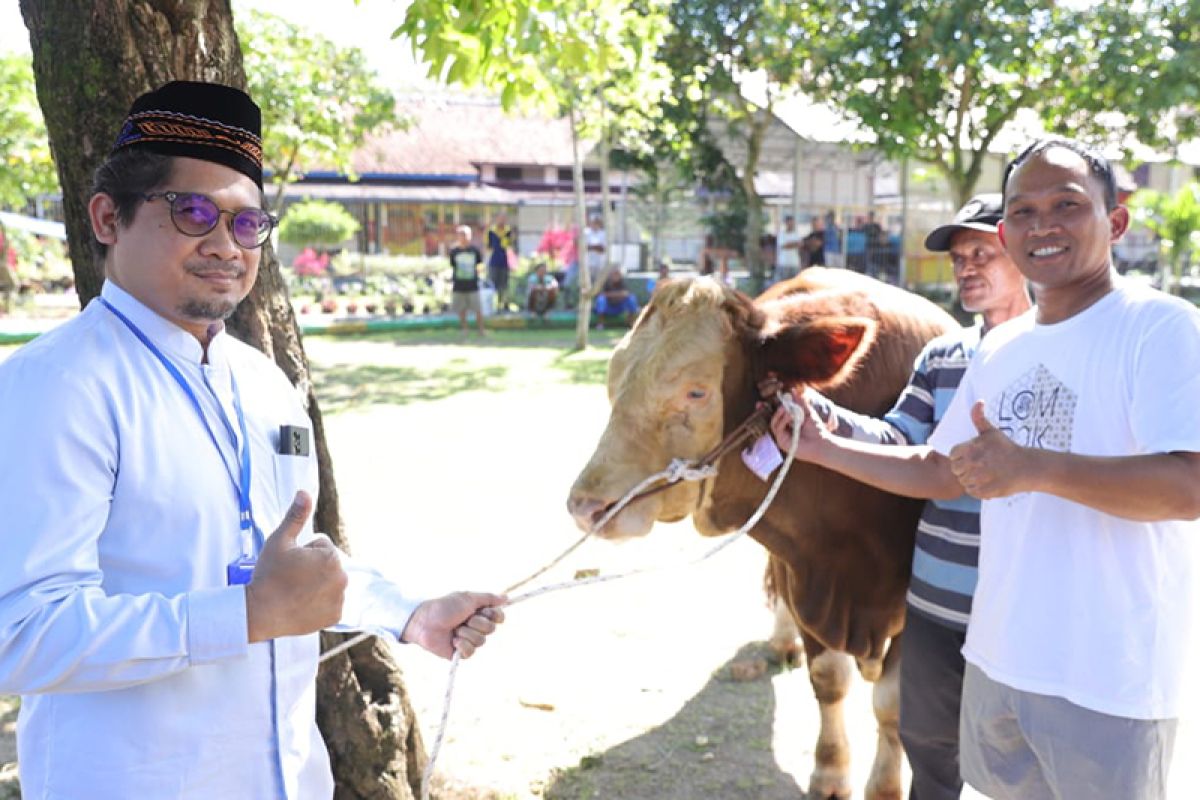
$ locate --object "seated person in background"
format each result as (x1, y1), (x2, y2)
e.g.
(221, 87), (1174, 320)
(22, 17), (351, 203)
(525, 261), (559, 319)
(593, 267), (639, 330)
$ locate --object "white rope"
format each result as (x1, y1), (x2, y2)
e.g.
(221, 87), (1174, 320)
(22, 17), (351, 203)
(317, 457), (724, 668)
(416, 391), (805, 800)
(322, 393), (804, 800)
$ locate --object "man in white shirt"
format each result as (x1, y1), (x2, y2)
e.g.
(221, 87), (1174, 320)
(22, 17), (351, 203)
(769, 137), (1200, 799)
(774, 214), (802, 281)
(0, 81), (506, 800)
(585, 214), (607, 286)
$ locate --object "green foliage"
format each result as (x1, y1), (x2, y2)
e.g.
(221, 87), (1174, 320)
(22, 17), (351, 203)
(399, 0), (669, 124)
(1131, 183), (1200, 293)
(805, 1), (1077, 204)
(278, 200), (361, 246)
(1, 227), (72, 287)
(1051, 1), (1200, 150)
(235, 8), (400, 205)
(655, 0), (823, 282)
(332, 253), (446, 278)
(805, 1), (1197, 204)
(0, 53), (59, 209)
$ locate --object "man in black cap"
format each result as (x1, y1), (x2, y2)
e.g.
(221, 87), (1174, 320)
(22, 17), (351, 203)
(0, 81), (506, 800)
(770, 193), (1029, 800)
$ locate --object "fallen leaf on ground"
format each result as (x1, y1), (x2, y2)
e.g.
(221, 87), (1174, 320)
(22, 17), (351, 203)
(518, 698), (556, 712)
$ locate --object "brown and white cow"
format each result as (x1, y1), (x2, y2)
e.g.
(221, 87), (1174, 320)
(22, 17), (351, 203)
(567, 268), (957, 800)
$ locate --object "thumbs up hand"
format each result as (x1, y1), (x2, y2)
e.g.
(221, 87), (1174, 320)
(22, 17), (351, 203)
(948, 401), (1027, 499)
(245, 491), (348, 643)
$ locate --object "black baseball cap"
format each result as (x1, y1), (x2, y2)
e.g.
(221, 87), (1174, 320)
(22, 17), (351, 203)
(923, 193), (1003, 252)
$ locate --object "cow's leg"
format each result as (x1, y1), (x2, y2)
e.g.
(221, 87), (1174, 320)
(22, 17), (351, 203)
(764, 560), (803, 665)
(768, 595), (803, 665)
(864, 635), (904, 800)
(802, 637), (854, 800)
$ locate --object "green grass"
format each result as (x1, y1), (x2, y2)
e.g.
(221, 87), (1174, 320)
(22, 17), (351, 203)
(306, 327), (620, 414)
(309, 325), (628, 349)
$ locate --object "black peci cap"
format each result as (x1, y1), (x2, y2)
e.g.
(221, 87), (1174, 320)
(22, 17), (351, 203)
(111, 81), (263, 188)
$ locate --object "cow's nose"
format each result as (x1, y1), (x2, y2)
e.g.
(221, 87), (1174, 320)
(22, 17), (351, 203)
(567, 493), (608, 533)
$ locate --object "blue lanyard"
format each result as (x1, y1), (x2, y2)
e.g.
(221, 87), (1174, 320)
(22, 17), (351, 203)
(101, 298), (260, 556)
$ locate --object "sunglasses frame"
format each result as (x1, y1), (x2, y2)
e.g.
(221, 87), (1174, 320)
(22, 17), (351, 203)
(140, 191), (278, 250)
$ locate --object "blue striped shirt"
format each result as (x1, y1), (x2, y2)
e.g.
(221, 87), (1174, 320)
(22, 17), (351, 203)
(810, 324), (982, 631)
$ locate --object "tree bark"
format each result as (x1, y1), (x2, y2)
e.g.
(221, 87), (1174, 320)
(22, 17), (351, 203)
(19, 2), (425, 796)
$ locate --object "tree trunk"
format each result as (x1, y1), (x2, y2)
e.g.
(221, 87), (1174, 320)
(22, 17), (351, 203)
(741, 110), (768, 292)
(570, 104), (592, 349)
(19, 2), (425, 797)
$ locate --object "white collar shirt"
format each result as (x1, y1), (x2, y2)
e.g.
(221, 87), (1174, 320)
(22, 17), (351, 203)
(0, 281), (421, 799)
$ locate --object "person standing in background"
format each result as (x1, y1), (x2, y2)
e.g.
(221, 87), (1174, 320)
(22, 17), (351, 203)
(486, 211), (515, 312)
(450, 224), (487, 336)
(774, 214), (802, 282)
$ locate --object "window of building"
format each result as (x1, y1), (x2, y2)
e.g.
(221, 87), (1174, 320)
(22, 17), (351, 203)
(557, 167), (601, 184)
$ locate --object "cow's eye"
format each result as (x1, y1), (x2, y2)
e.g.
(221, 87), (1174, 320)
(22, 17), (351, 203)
(686, 388), (707, 401)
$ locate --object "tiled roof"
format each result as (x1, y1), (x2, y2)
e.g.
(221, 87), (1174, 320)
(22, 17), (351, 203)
(346, 95), (582, 178)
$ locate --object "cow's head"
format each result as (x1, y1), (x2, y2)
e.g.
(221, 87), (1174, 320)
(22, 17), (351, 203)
(567, 277), (877, 539)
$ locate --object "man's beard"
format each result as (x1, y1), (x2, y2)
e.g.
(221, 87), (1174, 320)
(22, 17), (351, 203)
(178, 297), (238, 323)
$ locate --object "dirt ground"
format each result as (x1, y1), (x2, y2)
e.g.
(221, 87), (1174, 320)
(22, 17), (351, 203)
(307, 336), (931, 799)
(319, 338), (896, 799)
(1, 335), (1197, 799)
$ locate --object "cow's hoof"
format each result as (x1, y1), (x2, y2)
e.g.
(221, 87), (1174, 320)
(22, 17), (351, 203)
(767, 637), (804, 667)
(864, 790), (903, 800)
(856, 656), (883, 682)
(805, 770), (851, 800)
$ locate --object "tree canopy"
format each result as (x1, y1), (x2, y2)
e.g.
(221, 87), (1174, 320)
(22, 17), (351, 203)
(805, 0), (1200, 205)
(0, 52), (58, 210)
(398, 0), (671, 347)
(659, 0), (824, 283)
(1131, 182), (1200, 294)
(236, 8), (400, 207)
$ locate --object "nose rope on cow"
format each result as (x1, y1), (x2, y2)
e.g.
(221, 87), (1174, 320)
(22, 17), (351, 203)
(320, 391), (806, 800)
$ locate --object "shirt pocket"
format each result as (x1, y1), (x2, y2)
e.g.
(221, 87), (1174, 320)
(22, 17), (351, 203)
(271, 447), (319, 538)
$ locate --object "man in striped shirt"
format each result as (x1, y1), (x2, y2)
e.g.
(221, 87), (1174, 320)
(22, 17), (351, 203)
(773, 193), (1030, 800)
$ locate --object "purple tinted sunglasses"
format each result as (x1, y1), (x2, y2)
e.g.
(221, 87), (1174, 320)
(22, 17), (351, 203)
(141, 191), (277, 250)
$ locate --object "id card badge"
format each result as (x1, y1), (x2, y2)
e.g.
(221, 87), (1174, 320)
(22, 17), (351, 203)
(227, 554), (257, 586)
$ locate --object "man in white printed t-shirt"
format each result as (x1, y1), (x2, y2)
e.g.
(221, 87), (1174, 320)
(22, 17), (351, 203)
(763, 137), (1200, 800)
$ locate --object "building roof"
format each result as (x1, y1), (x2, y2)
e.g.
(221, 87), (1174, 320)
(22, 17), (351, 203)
(346, 95), (581, 178)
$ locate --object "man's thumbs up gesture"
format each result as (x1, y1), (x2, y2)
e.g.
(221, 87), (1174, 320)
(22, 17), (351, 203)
(948, 401), (1027, 499)
(245, 491), (348, 643)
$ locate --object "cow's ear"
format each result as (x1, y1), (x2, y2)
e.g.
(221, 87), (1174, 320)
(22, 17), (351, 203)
(760, 316), (878, 386)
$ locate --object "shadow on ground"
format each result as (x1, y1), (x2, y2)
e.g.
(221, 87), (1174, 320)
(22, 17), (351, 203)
(542, 641), (804, 800)
(550, 351), (610, 385)
(311, 361), (510, 412)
